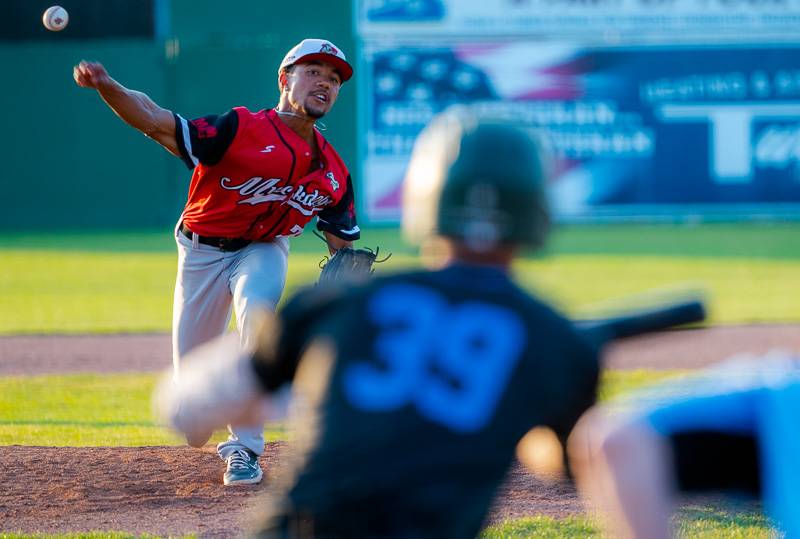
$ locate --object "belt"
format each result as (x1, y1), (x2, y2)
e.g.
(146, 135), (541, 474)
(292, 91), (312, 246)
(180, 223), (251, 252)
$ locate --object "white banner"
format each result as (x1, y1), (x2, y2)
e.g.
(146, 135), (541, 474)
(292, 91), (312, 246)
(358, 0), (800, 43)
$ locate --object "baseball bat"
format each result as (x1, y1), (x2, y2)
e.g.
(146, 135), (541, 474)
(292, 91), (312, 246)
(574, 298), (706, 345)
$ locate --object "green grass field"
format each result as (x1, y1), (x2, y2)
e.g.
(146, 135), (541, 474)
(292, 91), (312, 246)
(482, 508), (776, 538)
(1, 224), (798, 333)
(0, 369), (682, 446)
(1, 224), (794, 537)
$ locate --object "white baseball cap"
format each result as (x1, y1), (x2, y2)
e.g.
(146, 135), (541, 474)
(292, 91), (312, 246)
(279, 39), (353, 82)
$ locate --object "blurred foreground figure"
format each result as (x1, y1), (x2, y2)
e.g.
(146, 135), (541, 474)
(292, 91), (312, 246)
(569, 351), (800, 538)
(156, 107), (600, 538)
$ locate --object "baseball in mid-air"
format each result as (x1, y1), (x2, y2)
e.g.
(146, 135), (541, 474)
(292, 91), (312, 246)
(42, 6), (69, 32)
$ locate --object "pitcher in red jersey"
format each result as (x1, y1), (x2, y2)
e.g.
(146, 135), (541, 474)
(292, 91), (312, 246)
(74, 38), (359, 486)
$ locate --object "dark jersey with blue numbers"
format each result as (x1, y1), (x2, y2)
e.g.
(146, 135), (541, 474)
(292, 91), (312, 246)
(251, 263), (599, 538)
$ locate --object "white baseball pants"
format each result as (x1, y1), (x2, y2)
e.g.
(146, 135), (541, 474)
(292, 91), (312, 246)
(172, 226), (289, 458)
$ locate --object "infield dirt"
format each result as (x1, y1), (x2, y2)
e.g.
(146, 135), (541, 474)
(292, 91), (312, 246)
(2, 444), (590, 536)
(3, 325), (799, 377)
(2, 326), (792, 536)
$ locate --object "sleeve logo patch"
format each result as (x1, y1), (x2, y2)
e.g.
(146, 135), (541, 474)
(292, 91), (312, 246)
(191, 118), (218, 139)
(326, 171), (339, 191)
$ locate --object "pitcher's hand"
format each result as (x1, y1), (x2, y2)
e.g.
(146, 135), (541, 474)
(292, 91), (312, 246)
(73, 61), (111, 90)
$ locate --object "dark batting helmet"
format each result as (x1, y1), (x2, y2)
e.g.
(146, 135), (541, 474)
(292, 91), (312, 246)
(402, 106), (550, 251)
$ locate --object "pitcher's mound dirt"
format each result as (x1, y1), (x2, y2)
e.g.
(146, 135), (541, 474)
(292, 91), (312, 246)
(1, 444), (585, 536)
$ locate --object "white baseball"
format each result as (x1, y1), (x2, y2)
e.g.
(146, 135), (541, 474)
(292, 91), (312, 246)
(42, 6), (69, 32)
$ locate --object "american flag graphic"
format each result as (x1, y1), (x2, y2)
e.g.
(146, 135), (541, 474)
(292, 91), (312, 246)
(369, 44), (617, 215)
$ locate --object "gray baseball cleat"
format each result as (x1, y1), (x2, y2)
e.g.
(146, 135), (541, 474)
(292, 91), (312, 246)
(223, 448), (263, 486)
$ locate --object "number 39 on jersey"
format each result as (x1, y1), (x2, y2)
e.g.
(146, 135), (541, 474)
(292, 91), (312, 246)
(343, 283), (526, 433)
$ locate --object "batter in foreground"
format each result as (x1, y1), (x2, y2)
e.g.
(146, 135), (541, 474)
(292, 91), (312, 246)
(74, 39), (360, 486)
(158, 107), (601, 537)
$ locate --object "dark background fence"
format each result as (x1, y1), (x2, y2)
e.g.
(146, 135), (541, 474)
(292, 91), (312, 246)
(0, 0), (356, 230)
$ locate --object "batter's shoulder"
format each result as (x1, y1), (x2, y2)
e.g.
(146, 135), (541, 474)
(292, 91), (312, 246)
(365, 269), (429, 290)
(519, 292), (577, 336)
(280, 282), (368, 331)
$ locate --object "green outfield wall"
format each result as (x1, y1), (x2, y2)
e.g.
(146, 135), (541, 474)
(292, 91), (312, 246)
(1, 0), (356, 230)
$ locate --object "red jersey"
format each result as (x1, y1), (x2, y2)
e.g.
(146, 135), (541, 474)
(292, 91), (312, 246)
(174, 107), (359, 242)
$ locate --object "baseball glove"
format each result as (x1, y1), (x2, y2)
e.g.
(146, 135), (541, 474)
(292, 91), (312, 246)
(318, 246), (390, 285)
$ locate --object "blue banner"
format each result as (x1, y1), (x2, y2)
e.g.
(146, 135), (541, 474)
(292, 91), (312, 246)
(361, 43), (800, 221)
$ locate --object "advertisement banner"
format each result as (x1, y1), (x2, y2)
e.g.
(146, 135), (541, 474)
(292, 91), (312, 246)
(359, 0), (800, 42)
(362, 43), (800, 221)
